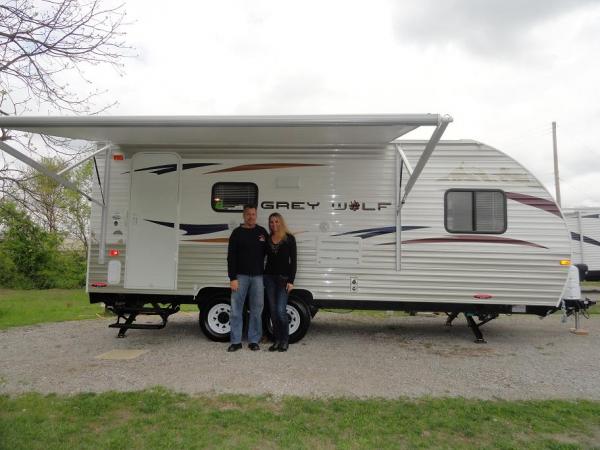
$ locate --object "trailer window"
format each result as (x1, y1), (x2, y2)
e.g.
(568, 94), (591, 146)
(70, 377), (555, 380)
(212, 182), (259, 212)
(445, 190), (506, 233)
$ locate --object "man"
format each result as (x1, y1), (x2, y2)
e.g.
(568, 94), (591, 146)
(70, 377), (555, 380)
(227, 204), (267, 352)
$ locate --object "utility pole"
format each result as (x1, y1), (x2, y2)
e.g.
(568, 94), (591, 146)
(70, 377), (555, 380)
(552, 121), (561, 207)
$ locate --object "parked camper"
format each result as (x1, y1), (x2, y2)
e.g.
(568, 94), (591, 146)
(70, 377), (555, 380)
(0, 115), (594, 343)
(563, 208), (600, 281)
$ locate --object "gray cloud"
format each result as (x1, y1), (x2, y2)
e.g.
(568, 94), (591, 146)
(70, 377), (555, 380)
(393, 0), (598, 56)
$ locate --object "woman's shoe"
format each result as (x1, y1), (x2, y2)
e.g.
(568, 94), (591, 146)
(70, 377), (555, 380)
(268, 343), (279, 352)
(278, 343), (288, 352)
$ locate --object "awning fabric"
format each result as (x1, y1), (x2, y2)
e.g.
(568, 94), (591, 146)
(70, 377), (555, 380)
(0, 114), (443, 147)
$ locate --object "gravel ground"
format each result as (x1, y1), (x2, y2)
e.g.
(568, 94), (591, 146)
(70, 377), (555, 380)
(1, 309), (599, 400)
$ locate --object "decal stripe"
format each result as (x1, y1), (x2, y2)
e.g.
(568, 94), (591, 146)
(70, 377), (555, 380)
(571, 232), (600, 247)
(145, 220), (228, 236)
(205, 163), (324, 174)
(378, 235), (547, 249)
(124, 163), (219, 175)
(335, 225), (429, 239)
(582, 214), (600, 219)
(506, 192), (561, 217)
(186, 238), (230, 243)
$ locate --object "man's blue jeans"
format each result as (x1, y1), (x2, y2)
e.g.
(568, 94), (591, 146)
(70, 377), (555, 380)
(264, 274), (289, 345)
(230, 274), (264, 345)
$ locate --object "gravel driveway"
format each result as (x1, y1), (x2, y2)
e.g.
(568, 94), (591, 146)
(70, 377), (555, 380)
(1, 309), (599, 400)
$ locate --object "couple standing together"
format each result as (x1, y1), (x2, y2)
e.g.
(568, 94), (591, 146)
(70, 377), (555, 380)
(227, 205), (297, 353)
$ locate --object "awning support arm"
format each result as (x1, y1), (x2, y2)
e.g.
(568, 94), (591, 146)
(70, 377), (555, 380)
(394, 144), (413, 176)
(98, 146), (113, 265)
(57, 143), (111, 176)
(0, 140), (104, 207)
(400, 115), (452, 206)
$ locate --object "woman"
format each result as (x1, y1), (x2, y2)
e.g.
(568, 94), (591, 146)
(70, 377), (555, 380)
(264, 212), (297, 352)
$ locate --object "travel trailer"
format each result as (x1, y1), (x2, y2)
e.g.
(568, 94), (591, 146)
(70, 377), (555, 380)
(0, 114), (594, 343)
(563, 208), (600, 281)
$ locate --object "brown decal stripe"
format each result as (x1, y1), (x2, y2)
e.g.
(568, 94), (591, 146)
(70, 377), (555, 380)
(378, 235), (547, 248)
(186, 238), (230, 243)
(206, 163), (324, 174)
(506, 192), (561, 217)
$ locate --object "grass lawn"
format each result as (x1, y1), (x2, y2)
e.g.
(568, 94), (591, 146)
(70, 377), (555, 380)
(0, 289), (200, 330)
(0, 289), (110, 330)
(0, 388), (599, 449)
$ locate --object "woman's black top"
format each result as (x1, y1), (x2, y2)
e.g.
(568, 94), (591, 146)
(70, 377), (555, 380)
(265, 233), (297, 283)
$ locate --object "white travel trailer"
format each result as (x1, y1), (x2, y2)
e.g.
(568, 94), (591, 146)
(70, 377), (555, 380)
(563, 208), (600, 281)
(0, 114), (594, 343)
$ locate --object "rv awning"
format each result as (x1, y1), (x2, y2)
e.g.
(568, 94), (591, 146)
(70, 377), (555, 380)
(0, 114), (445, 147)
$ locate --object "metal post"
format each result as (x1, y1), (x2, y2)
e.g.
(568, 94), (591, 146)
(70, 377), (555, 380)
(395, 147), (401, 271)
(552, 121), (561, 207)
(98, 146), (113, 265)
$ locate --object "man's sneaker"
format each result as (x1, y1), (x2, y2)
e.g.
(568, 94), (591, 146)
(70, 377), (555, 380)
(227, 343), (242, 352)
(248, 343), (260, 351)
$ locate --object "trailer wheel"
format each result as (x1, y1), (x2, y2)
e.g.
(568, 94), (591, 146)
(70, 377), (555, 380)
(199, 295), (231, 342)
(264, 295), (311, 344)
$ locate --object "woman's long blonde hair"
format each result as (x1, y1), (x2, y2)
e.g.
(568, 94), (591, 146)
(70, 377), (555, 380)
(268, 212), (291, 241)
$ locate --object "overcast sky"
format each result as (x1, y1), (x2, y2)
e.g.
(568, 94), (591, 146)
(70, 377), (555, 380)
(82, 0), (600, 207)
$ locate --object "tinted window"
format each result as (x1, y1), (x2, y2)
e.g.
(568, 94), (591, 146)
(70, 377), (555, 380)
(445, 190), (506, 233)
(212, 183), (258, 212)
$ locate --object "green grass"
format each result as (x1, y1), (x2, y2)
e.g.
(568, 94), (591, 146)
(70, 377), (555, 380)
(0, 289), (200, 330)
(0, 289), (112, 330)
(0, 388), (599, 449)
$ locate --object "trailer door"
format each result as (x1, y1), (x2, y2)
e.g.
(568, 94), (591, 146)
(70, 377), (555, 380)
(125, 153), (180, 289)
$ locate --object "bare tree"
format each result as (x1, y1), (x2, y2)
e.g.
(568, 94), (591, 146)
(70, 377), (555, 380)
(0, 0), (130, 249)
(0, 0), (130, 122)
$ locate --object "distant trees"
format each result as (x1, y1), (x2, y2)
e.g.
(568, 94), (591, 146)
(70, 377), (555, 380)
(0, 200), (86, 288)
(9, 156), (92, 251)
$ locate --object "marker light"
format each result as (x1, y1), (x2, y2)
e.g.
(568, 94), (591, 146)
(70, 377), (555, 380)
(113, 154), (124, 161)
(560, 259), (571, 266)
(474, 293), (493, 299)
(91, 282), (107, 287)
(109, 249), (120, 257)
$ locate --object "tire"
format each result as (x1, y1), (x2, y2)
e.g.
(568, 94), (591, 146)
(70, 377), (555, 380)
(264, 295), (311, 344)
(199, 295), (231, 342)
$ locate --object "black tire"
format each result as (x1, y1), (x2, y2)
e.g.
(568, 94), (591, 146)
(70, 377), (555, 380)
(199, 295), (231, 342)
(264, 295), (311, 344)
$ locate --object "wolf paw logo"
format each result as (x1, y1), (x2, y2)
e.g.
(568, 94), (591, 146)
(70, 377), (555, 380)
(349, 200), (360, 211)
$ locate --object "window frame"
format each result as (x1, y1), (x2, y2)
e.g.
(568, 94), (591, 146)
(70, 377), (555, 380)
(444, 188), (507, 234)
(211, 182), (259, 213)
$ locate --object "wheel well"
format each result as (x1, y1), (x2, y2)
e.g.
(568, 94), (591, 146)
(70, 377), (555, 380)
(196, 287), (230, 307)
(289, 289), (317, 316)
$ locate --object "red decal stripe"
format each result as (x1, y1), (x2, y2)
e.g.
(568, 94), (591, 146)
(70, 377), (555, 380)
(401, 235), (547, 249)
(506, 192), (561, 217)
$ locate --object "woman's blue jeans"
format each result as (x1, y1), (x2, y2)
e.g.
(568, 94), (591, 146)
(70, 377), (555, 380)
(230, 274), (264, 345)
(264, 274), (289, 345)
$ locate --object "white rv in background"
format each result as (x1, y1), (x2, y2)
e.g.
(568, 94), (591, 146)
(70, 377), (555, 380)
(0, 114), (593, 343)
(563, 208), (600, 281)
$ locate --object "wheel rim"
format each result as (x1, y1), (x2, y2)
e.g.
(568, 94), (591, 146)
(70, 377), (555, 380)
(206, 303), (231, 335)
(287, 305), (301, 335)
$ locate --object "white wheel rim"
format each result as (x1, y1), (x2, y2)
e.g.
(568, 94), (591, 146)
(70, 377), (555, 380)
(207, 303), (231, 335)
(287, 305), (301, 335)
